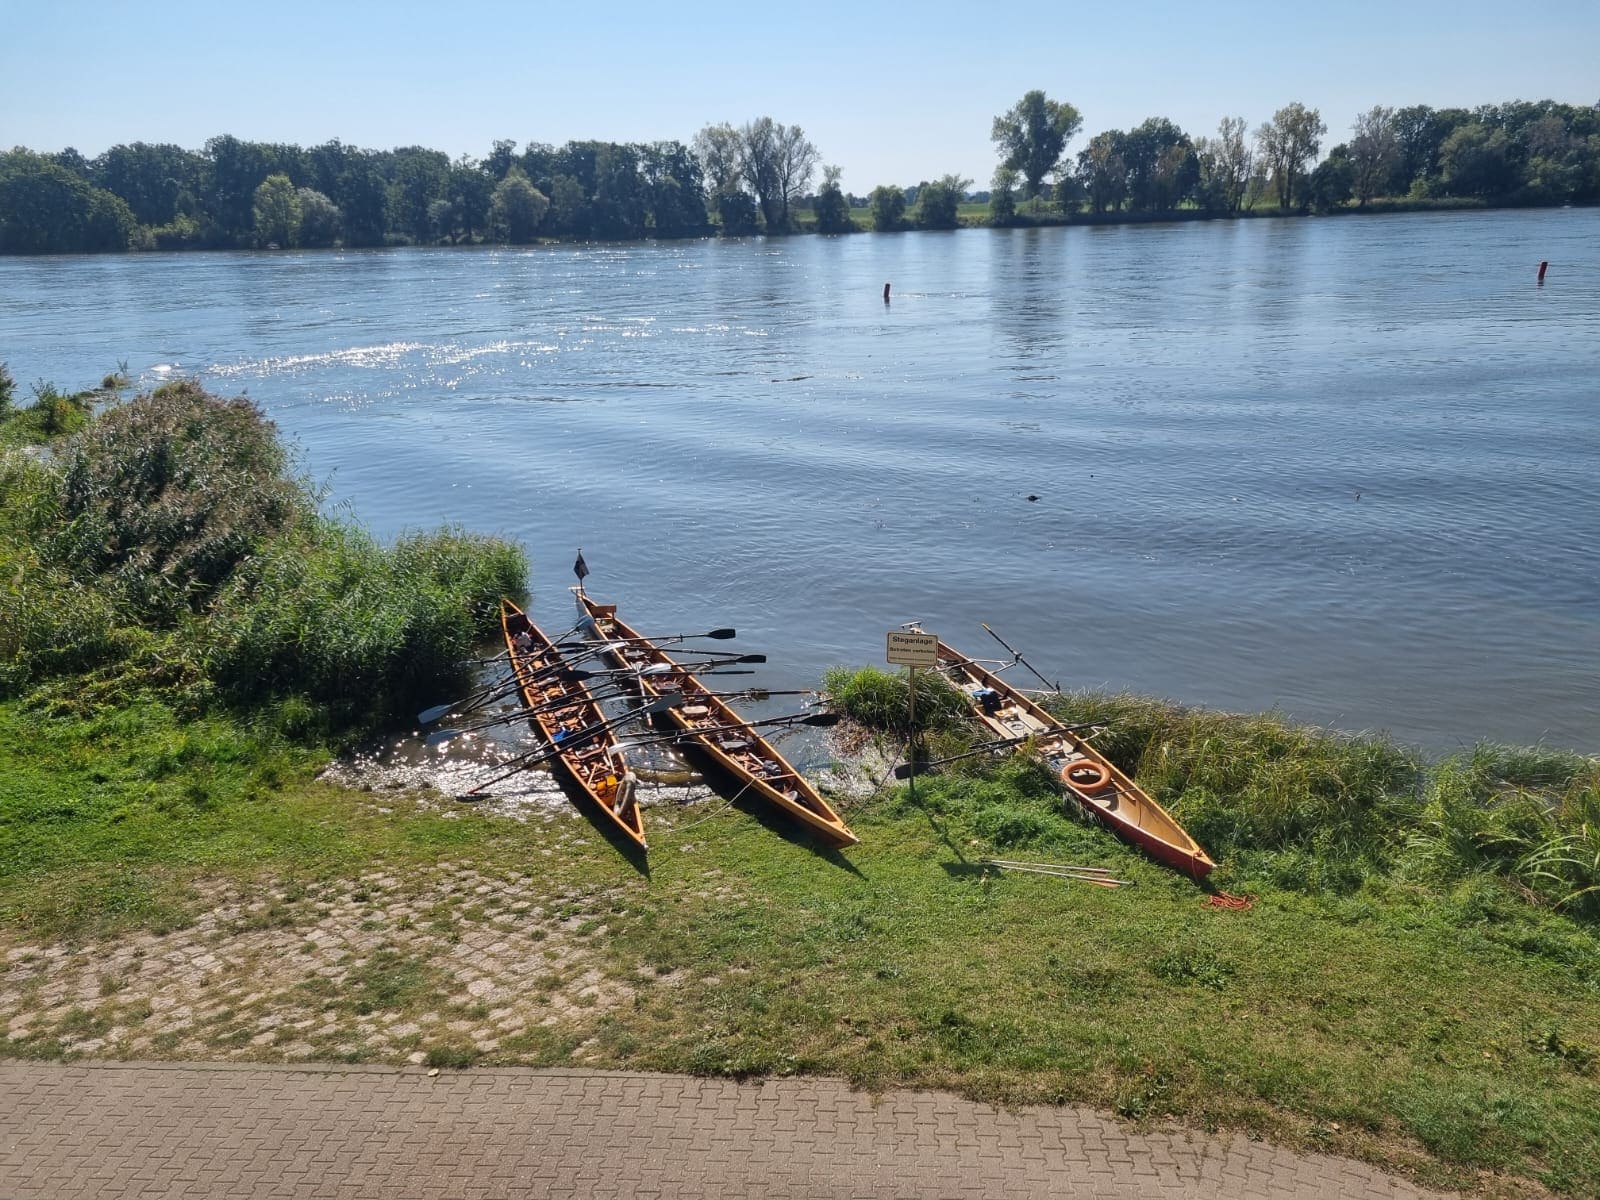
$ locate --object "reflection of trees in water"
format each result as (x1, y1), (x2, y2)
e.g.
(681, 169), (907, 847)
(990, 226), (1069, 367)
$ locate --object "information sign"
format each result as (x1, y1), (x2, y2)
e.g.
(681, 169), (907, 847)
(886, 630), (939, 668)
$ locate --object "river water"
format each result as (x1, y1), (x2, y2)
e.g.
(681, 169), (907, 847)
(4, 209), (1597, 753)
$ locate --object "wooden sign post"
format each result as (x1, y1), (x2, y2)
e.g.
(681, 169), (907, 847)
(887, 630), (939, 797)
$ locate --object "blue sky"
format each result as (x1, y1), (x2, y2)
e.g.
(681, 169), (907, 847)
(3, 0), (1596, 192)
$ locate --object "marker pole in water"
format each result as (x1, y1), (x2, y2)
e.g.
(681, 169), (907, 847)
(883, 282), (891, 303)
(1538, 261), (1549, 283)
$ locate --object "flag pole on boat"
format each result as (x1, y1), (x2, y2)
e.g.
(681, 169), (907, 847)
(573, 548), (590, 598)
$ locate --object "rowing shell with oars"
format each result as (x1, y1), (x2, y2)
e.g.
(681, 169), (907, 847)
(575, 591), (858, 848)
(501, 598), (647, 850)
(934, 635), (1214, 878)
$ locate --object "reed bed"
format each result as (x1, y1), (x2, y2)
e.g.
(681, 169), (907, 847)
(827, 669), (1600, 924)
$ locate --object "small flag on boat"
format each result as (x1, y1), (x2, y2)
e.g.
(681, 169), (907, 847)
(573, 550), (590, 581)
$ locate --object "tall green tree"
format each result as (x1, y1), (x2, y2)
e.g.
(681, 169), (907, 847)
(205, 135), (284, 244)
(92, 142), (203, 227)
(252, 174), (301, 247)
(991, 90), (1082, 203)
(915, 174), (969, 229)
(1438, 123), (1517, 198)
(1256, 102), (1326, 210)
(296, 187), (341, 247)
(1122, 118), (1193, 211)
(640, 141), (707, 236)
(446, 158), (494, 242)
(868, 185), (906, 232)
(988, 165), (1019, 223)
(812, 165), (854, 233)
(0, 150), (136, 253)
(1307, 146), (1354, 211)
(692, 123), (746, 217)
(1348, 106), (1399, 206)
(386, 147), (451, 242)
(489, 167), (549, 243)
(736, 117), (817, 231)
(1076, 131), (1129, 214)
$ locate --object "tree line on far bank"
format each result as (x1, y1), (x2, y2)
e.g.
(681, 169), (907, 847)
(1, 95), (1595, 255)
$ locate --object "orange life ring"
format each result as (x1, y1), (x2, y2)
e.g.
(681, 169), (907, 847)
(1060, 759), (1112, 792)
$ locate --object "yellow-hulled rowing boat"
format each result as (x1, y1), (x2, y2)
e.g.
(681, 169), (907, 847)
(576, 591), (857, 847)
(502, 598), (646, 850)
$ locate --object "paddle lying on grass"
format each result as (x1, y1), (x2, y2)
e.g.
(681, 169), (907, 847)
(978, 858), (1131, 888)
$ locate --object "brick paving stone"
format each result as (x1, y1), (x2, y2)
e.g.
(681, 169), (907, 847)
(0, 1060), (1461, 1199)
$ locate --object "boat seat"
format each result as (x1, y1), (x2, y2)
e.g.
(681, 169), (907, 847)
(717, 738), (751, 751)
(681, 705), (711, 718)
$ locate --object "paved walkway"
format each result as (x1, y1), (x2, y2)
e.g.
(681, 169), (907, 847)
(2, 1061), (1451, 1199)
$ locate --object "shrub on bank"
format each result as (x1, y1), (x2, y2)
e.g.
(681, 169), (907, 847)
(208, 519), (525, 723)
(1, 379), (526, 731)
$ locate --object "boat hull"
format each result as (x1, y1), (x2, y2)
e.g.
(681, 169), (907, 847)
(935, 640), (1214, 878)
(502, 599), (646, 850)
(576, 592), (857, 848)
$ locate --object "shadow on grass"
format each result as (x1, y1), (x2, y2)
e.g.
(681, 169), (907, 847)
(681, 748), (867, 878)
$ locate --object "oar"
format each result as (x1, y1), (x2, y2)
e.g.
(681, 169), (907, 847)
(418, 673), (520, 726)
(419, 632), (657, 725)
(557, 627), (737, 652)
(555, 661), (760, 683)
(890, 726), (1106, 778)
(978, 859), (1129, 887)
(613, 710), (840, 755)
(663, 648), (768, 662)
(425, 675), (648, 746)
(981, 622), (1062, 693)
(457, 695), (681, 798)
(984, 857), (1116, 874)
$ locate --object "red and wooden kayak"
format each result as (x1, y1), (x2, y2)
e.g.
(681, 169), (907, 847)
(501, 598), (646, 850)
(575, 591), (858, 848)
(936, 637), (1214, 878)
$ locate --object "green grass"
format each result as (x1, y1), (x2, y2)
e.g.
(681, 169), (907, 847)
(4, 687), (1598, 1194)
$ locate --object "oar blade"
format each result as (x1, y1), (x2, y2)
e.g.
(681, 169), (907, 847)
(417, 702), (456, 726)
(704, 628), (736, 640)
(426, 728), (464, 747)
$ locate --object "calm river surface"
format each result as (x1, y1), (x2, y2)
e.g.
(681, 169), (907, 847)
(4, 209), (1598, 753)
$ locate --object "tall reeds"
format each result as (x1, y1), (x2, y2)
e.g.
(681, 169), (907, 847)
(2, 380), (525, 731)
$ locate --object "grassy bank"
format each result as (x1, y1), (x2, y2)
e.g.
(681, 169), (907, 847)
(4, 373), (1598, 1196)
(3, 670), (1597, 1195)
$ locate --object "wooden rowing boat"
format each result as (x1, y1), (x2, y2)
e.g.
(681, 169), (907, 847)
(575, 591), (858, 847)
(501, 598), (646, 850)
(933, 636), (1214, 878)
